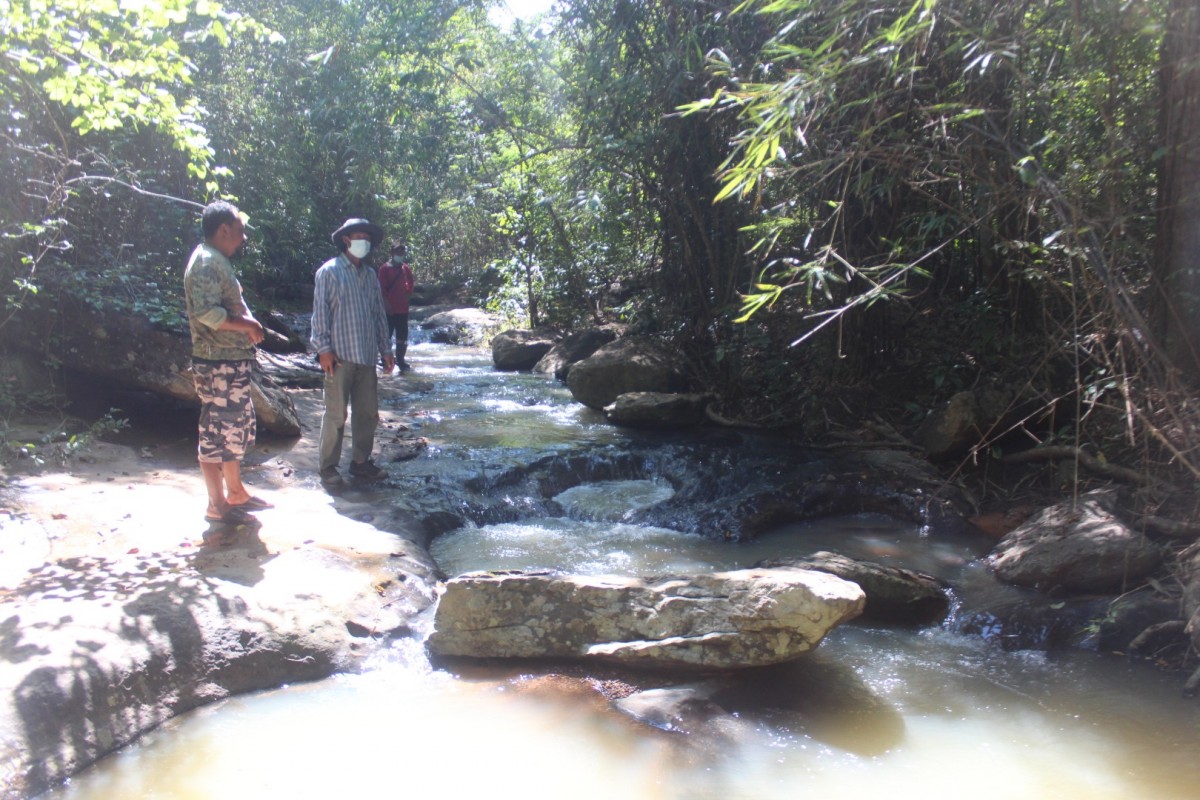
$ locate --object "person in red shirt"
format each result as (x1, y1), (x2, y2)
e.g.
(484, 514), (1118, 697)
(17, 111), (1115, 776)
(377, 239), (416, 372)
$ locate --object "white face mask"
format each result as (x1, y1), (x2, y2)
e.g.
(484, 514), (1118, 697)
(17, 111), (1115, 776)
(348, 239), (371, 259)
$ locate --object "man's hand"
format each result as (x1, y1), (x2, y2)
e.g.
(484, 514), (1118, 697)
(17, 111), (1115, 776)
(319, 351), (339, 376)
(243, 318), (265, 345)
(382, 355), (396, 374)
(221, 315), (265, 345)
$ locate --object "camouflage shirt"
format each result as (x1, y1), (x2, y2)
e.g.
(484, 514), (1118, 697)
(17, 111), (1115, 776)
(184, 242), (256, 361)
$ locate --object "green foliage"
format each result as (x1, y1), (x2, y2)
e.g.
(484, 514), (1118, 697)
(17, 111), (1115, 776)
(0, 0), (275, 338)
(690, 1), (1164, 372)
(0, 0), (1192, 484)
(1, 0), (274, 183)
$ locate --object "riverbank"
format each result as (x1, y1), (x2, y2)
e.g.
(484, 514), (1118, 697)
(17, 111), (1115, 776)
(0, 384), (440, 799)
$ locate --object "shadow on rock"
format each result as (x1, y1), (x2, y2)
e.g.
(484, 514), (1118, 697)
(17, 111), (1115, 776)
(2, 550), (342, 798)
(194, 521), (273, 586)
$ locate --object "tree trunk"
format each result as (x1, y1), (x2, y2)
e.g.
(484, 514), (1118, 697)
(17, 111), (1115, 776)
(1153, 0), (1200, 381)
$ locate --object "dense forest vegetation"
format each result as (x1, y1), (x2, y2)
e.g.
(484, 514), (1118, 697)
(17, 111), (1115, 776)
(1, 0), (1197, 513)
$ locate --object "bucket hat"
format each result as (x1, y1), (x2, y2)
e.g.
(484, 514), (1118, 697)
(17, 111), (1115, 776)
(331, 218), (384, 250)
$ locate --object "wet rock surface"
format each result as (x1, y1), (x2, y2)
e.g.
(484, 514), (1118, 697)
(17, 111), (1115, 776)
(627, 444), (975, 540)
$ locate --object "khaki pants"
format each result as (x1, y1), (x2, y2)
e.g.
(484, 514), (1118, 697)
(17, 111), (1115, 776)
(318, 361), (379, 471)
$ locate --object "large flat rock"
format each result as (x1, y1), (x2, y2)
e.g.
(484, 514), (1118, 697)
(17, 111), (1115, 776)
(426, 568), (865, 670)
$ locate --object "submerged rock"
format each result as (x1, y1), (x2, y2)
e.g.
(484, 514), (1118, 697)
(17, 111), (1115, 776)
(425, 567), (865, 670)
(613, 683), (727, 733)
(610, 656), (905, 756)
(955, 594), (1137, 652)
(712, 658), (905, 756)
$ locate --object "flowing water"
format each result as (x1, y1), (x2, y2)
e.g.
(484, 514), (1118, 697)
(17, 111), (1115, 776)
(41, 337), (1200, 800)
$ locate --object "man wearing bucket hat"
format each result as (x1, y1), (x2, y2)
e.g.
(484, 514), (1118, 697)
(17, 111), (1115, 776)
(311, 217), (394, 486)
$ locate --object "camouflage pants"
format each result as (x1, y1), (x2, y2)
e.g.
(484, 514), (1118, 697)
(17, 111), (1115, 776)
(192, 359), (255, 463)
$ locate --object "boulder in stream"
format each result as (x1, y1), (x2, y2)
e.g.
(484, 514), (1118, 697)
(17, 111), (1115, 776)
(425, 567), (865, 670)
(913, 386), (1018, 460)
(421, 308), (504, 346)
(604, 391), (711, 429)
(760, 551), (951, 626)
(491, 329), (556, 371)
(987, 489), (1162, 593)
(566, 337), (689, 411)
(532, 326), (622, 380)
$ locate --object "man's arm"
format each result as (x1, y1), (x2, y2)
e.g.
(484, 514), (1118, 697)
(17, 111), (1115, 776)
(311, 265), (339, 375)
(187, 257), (264, 344)
(218, 314), (265, 344)
(372, 278), (394, 372)
(311, 266), (333, 355)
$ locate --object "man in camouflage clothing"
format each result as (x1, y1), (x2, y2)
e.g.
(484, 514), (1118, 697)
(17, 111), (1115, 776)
(184, 200), (270, 524)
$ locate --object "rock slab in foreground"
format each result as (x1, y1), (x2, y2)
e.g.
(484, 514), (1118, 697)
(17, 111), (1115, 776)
(0, 536), (437, 800)
(426, 568), (865, 670)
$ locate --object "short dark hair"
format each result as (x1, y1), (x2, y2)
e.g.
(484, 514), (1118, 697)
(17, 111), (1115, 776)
(202, 201), (240, 239)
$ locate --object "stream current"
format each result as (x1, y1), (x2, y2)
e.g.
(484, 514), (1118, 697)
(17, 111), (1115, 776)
(43, 336), (1200, 799)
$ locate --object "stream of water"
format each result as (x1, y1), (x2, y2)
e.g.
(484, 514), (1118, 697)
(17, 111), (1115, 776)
(41, 337), (1200, 799)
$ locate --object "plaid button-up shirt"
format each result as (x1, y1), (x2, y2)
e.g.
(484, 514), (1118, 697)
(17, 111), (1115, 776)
(311, 253), (390, 366)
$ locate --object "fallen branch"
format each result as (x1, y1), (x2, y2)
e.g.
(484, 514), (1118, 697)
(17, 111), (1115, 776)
(704, 402), (764, 429)
(1000, 445), (1150, 485)
(1128, 620), (1187, 658)
(864, 418), (922, 451)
